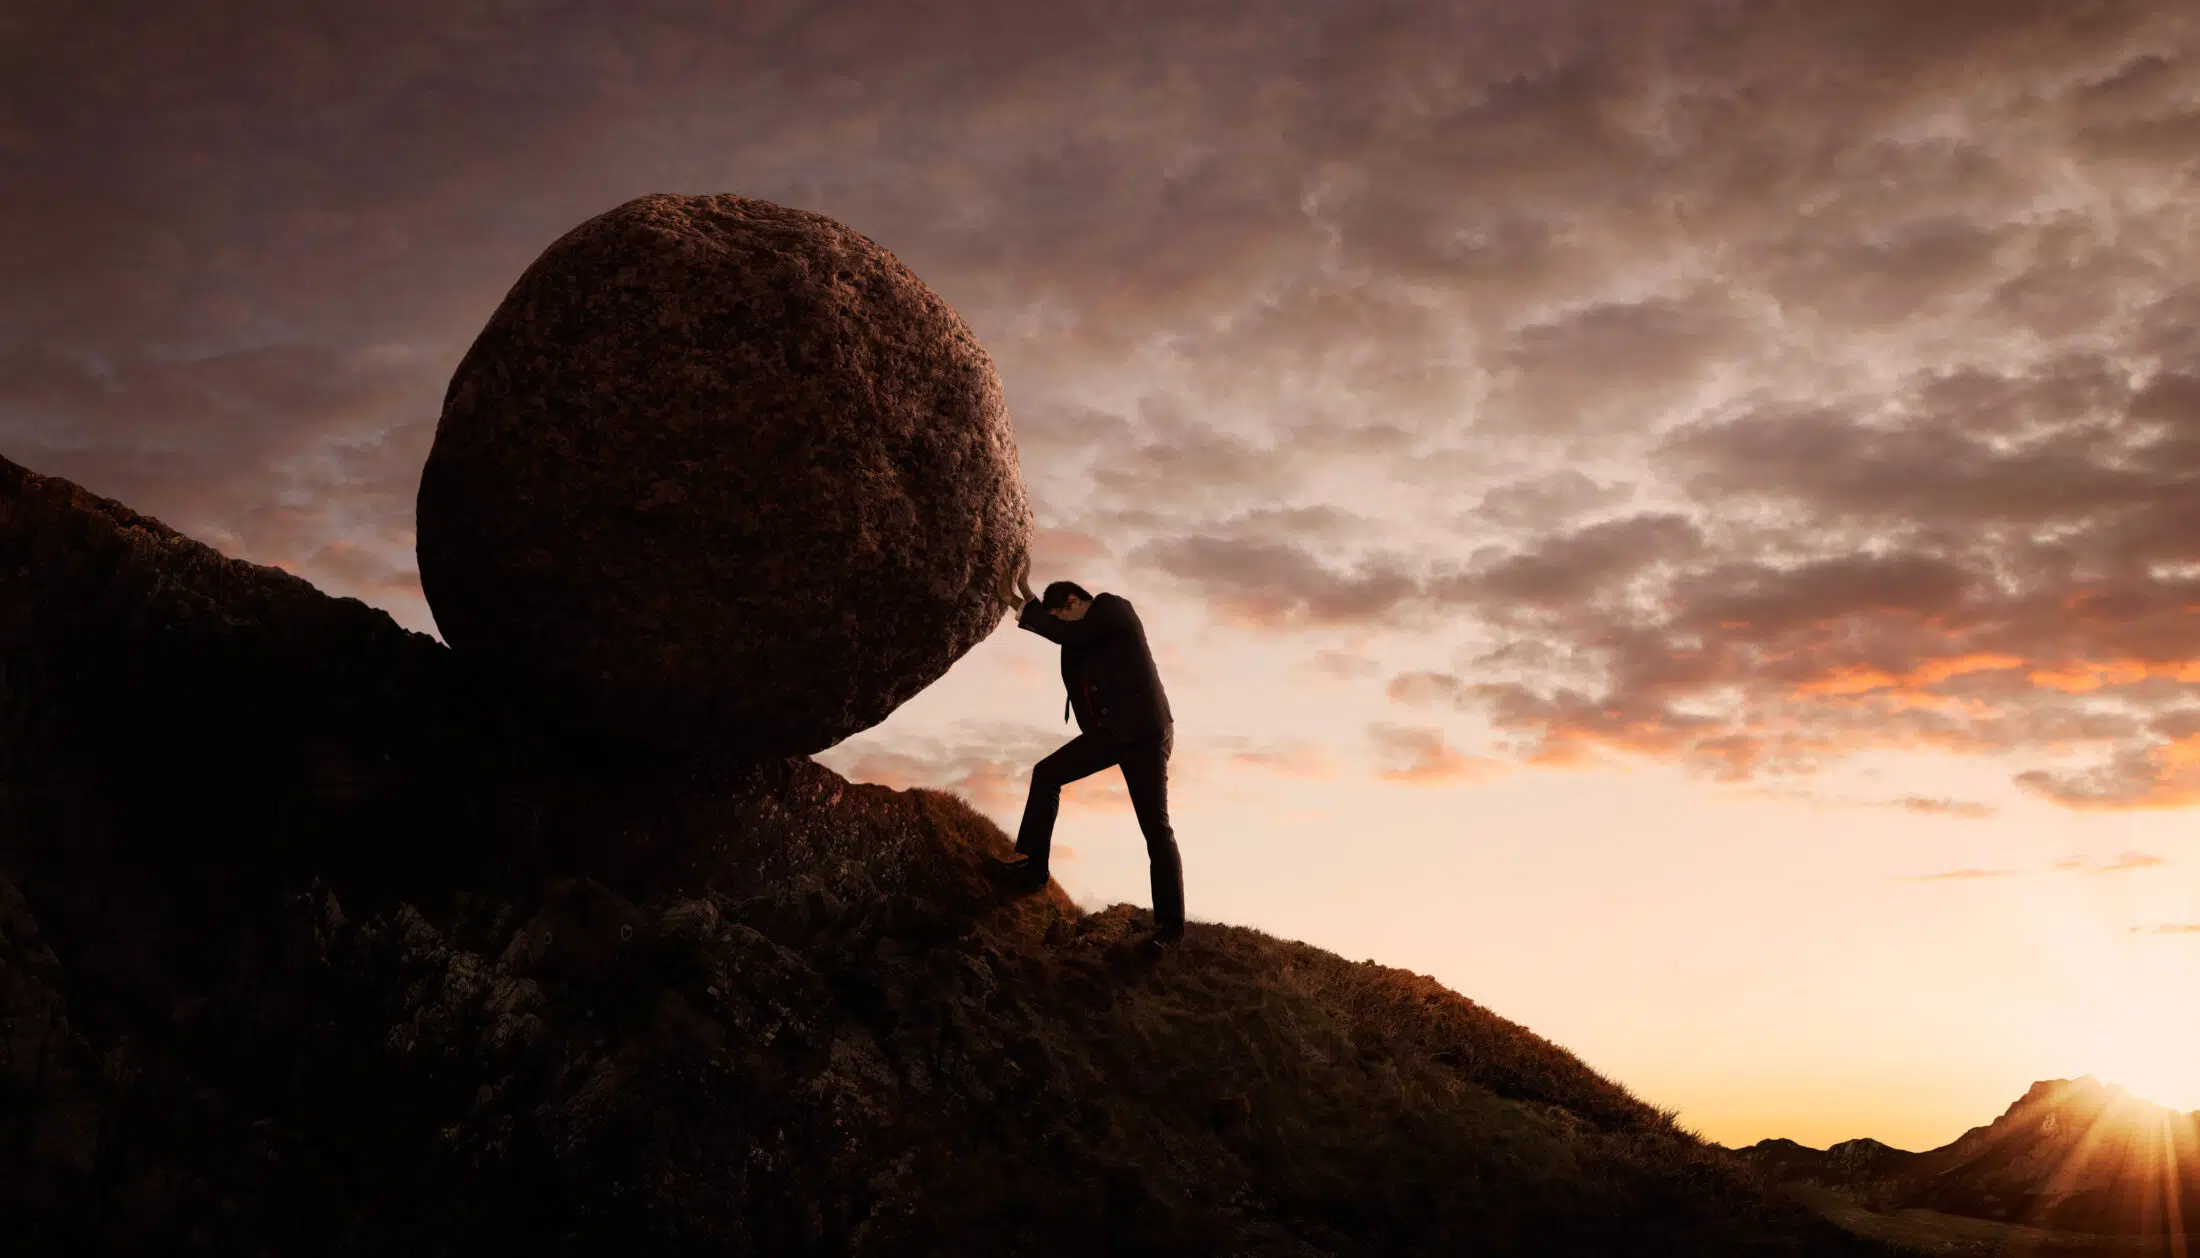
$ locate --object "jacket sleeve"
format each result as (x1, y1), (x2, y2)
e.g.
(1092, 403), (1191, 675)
(1016, 595), (1128, 647)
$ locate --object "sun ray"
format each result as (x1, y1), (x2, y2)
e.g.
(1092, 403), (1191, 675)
(2033, 1093), (2126, 1229)
(2165, 1107), (2193, 1258)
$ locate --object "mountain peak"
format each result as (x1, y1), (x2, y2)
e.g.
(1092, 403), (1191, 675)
(1750, 1075), (2200, 1240)
(2016, 1075), (2112, 1104)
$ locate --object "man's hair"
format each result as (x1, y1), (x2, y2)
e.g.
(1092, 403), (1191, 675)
(1041, 581), (1092, 610)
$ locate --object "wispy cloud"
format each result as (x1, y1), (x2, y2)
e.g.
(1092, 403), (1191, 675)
(1211, 737), (1337, 781)
(1368, 723), (1499, 787)
(1894, 796), (1998, 820)
(2052, 850), (2171, 875)
(1904, 849), (2171, 884)
(2130, 923), (2200, 936)
(1902, 867), (2016, 884)
(1305, 649), (1382, 682)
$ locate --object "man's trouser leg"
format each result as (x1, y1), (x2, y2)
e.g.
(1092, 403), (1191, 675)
(1118, 724), (1183, 937)
(1015, 732), (1120, 873)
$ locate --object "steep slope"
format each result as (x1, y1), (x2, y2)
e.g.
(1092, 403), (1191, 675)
(1741, 1080), (2200, 1241)
(0, 455), (1891, 1255)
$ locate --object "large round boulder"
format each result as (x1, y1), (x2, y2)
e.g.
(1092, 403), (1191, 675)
(415, 193), (1030, 755)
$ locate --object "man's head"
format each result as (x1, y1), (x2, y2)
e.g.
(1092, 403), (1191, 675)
(1042, 580), (1093, 621)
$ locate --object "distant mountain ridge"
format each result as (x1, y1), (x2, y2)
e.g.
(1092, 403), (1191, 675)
(1740, 1077), (2200, 1240)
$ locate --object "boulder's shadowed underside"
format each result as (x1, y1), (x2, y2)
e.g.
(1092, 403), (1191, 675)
(0, 457), (1890, 1256)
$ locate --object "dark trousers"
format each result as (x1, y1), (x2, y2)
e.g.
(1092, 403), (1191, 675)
(1015, 724), (1183, 933)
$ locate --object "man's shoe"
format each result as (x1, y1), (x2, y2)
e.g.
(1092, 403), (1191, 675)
(992, 854), (1048, 894)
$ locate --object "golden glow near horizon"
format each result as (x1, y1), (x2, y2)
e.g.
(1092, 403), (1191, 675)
(11, 1), (2200, 1155)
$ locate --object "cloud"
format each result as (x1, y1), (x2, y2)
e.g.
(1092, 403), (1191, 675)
(1894, 796), (1997, 820)
(11, 0), (2200, 813)
(1306, 649), (1382, 682)
(1387, 671), (1469, 707)
(1209, 737), (1337, 780)
(1902, 850), (2169, 883)
(2015, 743), (2200, 811)
(1390, 344), (2200, 800)
(1132, 535), (1420, 628)
(1903, 867), (2016, 883)
(2051, 850), (2171, 875)
(1027, 526), (1113, 573)
(1471, 470), (1636, 531)
(1488, 293), (1742, 433)
(1367, 723), (1498, 786)
(1442, 512), (1706, 614)
(2131, 923), (2200, 936)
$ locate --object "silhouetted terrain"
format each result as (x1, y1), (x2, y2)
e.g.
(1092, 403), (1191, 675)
(1741, 1137), (1919, 1195)
(0, 455), (1893, 1254)
(1739, 1078), (2200, 1254)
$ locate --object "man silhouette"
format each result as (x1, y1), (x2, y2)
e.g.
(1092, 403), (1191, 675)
(992, 557), (1184, 945)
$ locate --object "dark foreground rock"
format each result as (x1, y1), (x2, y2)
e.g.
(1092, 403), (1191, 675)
(416, 192), (1031, 757)
(1, 457), (1890, 1255)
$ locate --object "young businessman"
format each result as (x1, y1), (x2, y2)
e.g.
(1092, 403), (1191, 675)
(992, 557), (1184, 944)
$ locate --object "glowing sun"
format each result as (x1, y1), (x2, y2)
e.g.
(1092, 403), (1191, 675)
(2083, 1002), (2200, 1114)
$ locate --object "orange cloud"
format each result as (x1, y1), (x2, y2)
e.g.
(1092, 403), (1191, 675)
(1904, 867), (2015, 883)
(2019, 735), (2200, 810)
(2027, 660), (2200, 693)
(1796, 653), (2022, 697)
(1368, 723), (1500, 786)
(2052, 850), (2170, 875)
(1896, 796), (1996, 819)
(1222, 741), (1336, 780)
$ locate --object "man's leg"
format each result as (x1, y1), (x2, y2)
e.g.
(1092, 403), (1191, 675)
(1118, 724), (1183, 940)
(1013, 732), (1121, 875)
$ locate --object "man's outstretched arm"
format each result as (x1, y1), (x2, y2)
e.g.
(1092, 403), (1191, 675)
(1018, 593), (1127, 647)
(993, 553), (1097, 644)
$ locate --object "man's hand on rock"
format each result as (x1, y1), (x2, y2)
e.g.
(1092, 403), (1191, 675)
(996, 554), (1028, 612)
(1015, 554), (1036, 605)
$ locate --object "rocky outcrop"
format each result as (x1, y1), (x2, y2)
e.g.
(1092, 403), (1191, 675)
(0, 457), (1887, 1256)
(415, 193), (1031, 757)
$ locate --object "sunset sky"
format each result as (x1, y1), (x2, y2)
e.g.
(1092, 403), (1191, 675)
(7, 0), (2200, 1151)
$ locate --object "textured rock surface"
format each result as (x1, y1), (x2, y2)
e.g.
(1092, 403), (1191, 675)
(2, 458), (1891, 1257)
(416, 192), (1030, 755)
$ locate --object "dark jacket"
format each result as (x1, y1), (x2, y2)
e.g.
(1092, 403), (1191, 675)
(1017, 592), (1173, 742)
